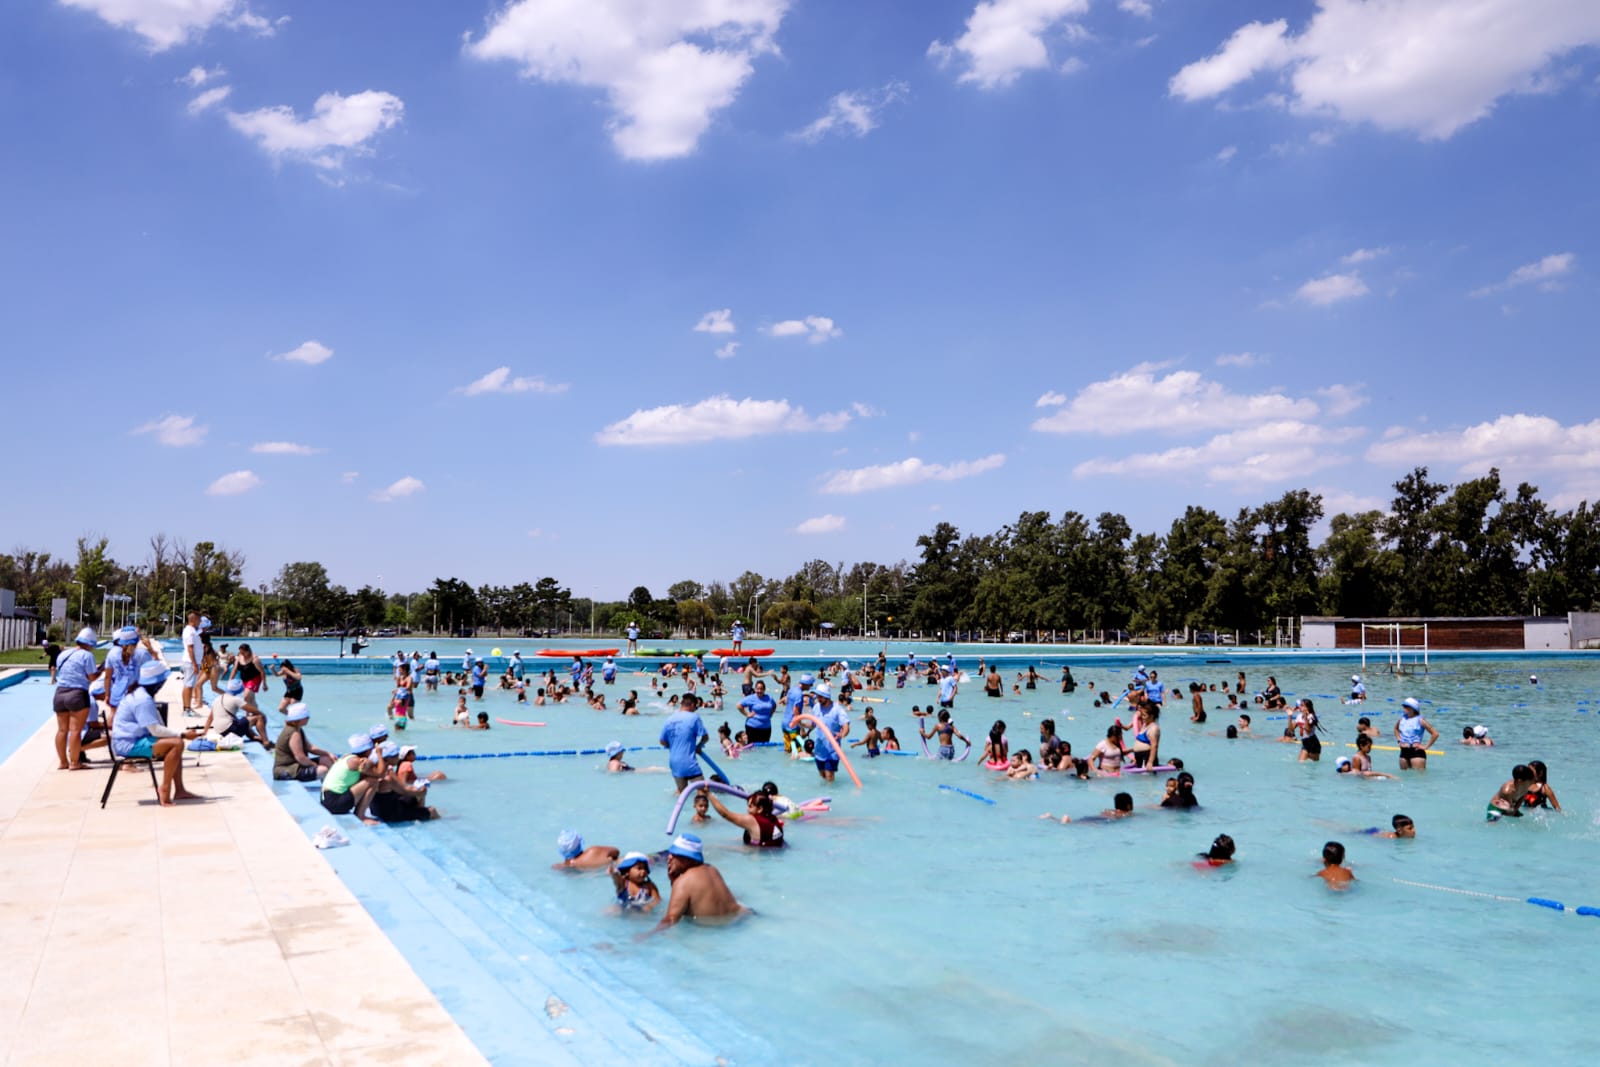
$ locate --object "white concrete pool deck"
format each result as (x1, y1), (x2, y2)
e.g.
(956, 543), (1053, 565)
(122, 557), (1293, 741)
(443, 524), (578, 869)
(0, 671), (486, 1066)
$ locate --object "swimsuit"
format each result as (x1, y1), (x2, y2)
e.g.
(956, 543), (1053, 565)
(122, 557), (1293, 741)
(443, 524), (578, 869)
(617, 886), (654, 911)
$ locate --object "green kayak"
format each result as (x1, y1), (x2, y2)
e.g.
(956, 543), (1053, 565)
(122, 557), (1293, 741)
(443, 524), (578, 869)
(634, 648), (709, 657)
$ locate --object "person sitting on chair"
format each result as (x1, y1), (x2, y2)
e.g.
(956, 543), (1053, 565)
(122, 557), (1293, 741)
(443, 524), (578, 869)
(109, 662), (203, 806)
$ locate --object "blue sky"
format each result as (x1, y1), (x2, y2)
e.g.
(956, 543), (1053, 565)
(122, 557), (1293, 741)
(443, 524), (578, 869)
(5, 0), (1598, 597)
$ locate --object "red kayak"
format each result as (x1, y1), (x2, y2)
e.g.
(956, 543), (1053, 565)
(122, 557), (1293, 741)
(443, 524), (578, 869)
(536, 648), (619, 658)
(711, 648), (776, 658)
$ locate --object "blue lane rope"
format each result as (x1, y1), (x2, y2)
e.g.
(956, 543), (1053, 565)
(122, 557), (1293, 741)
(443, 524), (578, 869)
(939, 784), (996, 805)
(1393, 879), (1600, 918)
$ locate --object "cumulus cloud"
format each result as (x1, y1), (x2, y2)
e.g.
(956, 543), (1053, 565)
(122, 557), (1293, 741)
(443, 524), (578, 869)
(694, 308), (736, 334)
(821, 453), (1006, 494)
(250, 441), (319, 455)
(1215, 144), (1237, 163)
(1035, 390), (1067, 407)
(930, 0), (1090, 89)
(1315, 486), (1389, 516)
(795, 514), (847, 534)
(61, 0), (280, 51)
(1470, 252), (1577, 297)
(372, 476), (425, 502)
(466, 0), (787, 161)
(272, 340), (333, 364)
(1366, 414), (1600, 479)
(1033, 364), (1319, 436)
(1296, 271), (1369, 306)
(456, 366), (568, 396)
(1075, 422), (1364, 485)
(1169, 1), (1600, 140)
(1118, 0), (1153, 17)
(133, 414), (207, 447)
(1341, 247), (1389, 266)
(227, 90), (404, 169)
(715, 341), (740, 359)
(793, 81), (908, 142)
(765, 316), (841, 343)
(187, 86), (232, 115)
(181, 65), (226, 88)
(206, 469), (261, 496)
(596, 395), (853, 446)
(1215, 352), (1262, 368)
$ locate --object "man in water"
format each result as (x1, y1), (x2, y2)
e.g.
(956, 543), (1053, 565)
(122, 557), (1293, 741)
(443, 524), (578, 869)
(1056, 792), (1135, 823)
(652, 834), (745, 933)
(938, 667), (959, 710)
(810, 687), (850, 783)
(1486, 765), (1536, 821)
(739, 656), (773, 697)
(659, 692), (709, 792)
(783, 673), (816, 754)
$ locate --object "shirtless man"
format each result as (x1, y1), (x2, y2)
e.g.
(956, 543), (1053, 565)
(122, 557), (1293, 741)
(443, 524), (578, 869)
(738, 656), (773, 697)
(651, 834), (745, 933)
(1316, 842), (1354, 888)
(1486, 765), (1536, 822)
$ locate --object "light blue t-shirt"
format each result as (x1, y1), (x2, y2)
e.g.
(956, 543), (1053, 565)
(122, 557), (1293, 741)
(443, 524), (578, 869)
(732, 624), (746, 641)
(738, 692), (776, 730)
(471, 663), (487, 687)
(784, 688), (812, 730)
(939, 675), (957, 704)
(812, 705), (849, 758)
(659, 711), (708, 777)
(55, 647), (98, 691)
(110, 688), (163, 757)
(1145, 680), (1165, 704)
(627, 625), (639, 640)
(105, 646), (151, 706)
(602, 661), (616, 680)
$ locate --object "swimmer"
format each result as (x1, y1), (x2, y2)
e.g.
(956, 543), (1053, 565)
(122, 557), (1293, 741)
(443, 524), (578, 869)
(690, 791), (712, 824)
(919, 709), (968, 760)
(1197, 834), (1236, 867)
(608, 853), (661, 913)
(1224, 725), (1239, 739)
(1524, 761), (1561, 811)
(1159, 772), (1199, 809)
(605, 741), (632, 772)
(1487, 765), (1536, 821)
(1090, 724), (1127, 775)
(465, 711), (491, 730)
(1236, 714), (1252, 735)
(1395, 698), (1439, 771)
(1006, 750), (1037, 779)
(1052, 792), (1135, 823)
(1316, 842), (1354, 888)
(1357, 716), (1380, 739)
(1348, 674), (1366, 703)
(849, 716), (882, 757)
(699, 784), (785, 848)
(1460, 725), (1494, 746)
(1347, 735), (1395, 778)
(649, 834), (745, 935)
(982, 720), (1008, 764)
(881, 726), (901, 752)
(552, 830), (620, 870)
(1363, 814), (1415, 839)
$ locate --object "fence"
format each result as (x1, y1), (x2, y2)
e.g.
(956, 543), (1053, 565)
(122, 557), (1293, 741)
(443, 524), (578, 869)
(0, 617), (37, 653)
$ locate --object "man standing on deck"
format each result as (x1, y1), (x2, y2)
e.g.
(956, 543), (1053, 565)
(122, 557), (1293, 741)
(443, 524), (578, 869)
(181, 610), (204, 714)
(730, 619), (746, 653)
(626, 621), (639, 655)
(660, 692), (709, 792)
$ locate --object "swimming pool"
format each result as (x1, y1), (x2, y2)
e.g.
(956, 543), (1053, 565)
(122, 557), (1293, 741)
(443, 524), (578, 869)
(254, 655), (1600, 1064)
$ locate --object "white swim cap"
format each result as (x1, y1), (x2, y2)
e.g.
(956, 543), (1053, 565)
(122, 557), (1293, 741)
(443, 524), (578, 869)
(1473, 725), (1489, 738)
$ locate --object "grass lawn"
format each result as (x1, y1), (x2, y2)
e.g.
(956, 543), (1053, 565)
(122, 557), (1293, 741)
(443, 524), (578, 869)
(0, 647), (108, 666)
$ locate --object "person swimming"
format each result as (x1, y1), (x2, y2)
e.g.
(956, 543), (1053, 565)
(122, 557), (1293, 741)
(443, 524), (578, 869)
(1361, 814), (1415, 839)
(1054, 791), (1134, 823)
(1197, 834), (1236, 866)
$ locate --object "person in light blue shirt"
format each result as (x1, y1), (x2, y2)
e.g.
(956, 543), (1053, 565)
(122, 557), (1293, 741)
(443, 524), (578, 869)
(938, 669), (958, 709)
(659, 693), (710, 791)
(462, 648), (474, 674)
(731, 620), (746, 651)
(569, 656), (586, 687)
(1144, 670), (1164, 707)
(601, 657), (617, 684)
(110, 662), (202, 805)
(810, 688), (850, 783)
(783, 674), (816, 754)
(737, 680), (777, 743)
(626, 622), (640, 654)
(470, 657), (488, 699)
(1349, 675), (1366, 702)
(511, 651), (524, 680)
(424, 653), (440, 691)
(53, 627), (102, 770)
(103, 626), (151, 713)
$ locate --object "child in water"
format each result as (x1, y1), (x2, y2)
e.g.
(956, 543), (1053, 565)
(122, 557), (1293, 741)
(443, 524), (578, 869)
(1316, 841), (1354, 888)
(1197, 834), (1236, 867)
(850, 714), (883, 757)
(608, 853), (660, 913)
(453, 691), (470, 726)
(881, 726), (901, 752)
(690, 791), (712, 823)
(1363, 814), (1415, 839)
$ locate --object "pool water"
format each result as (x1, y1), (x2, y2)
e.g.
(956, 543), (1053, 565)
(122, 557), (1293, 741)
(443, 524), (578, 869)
(268, 656), (1600, 1064)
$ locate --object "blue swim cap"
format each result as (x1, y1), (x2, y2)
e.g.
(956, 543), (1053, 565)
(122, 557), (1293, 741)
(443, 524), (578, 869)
(114, 626), (139, 647)
(557, 829), (583, 859)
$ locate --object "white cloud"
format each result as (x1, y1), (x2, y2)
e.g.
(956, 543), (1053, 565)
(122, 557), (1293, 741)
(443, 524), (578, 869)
(1035, 390), (1067, 407)
(793, 81), (908, 142)
(930, 0), (1090, 89)
(456, 366), (569, 396)
(1075, 421), (1364, 485)
(340, 471), (360, 484)
(765, 316), (841, 343)
(1470, 252), (1577, 297)
(1215, 144), (1237, 163)
(250, 441), (319, 455)
(372, 476), (425, 502)
(187, 85), (232, 115)
(850, 402), (883, 418)
(694, 308), (736, 334)
(596, 395), (853, 446)
(181, 65), (226, 88)
(60, 0), (279, 51)
(1316, 384), (1368, 418)
(133, 414), (207, 447)
(1341, 246), (1389, 266)
(1315, 486), (1389, 516)
(1170, 2), (1600, 140)
(1214, 352), (1263, 368)
(227, 90), (404, 169)
(821, 453), (1006, 494)
(1366, 414), (1600, 479)
(1296, 271), (1369, 306)
(1033, 364), (1320, 435)
(206, 469), (261, 496)
(466, 0), (787, 161)
(1118, 0), (1153, 17)
(715, 341), (740, 359)
(272, 340), (333, 364)
(795, 514), (847, 534)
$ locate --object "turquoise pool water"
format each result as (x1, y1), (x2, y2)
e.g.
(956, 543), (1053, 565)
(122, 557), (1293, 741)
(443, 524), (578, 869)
(240, 657), (1600, 1062)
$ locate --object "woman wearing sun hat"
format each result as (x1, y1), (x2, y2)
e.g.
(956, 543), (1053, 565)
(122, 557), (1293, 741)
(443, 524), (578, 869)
(103, 625), (151, 718)
(52, 627), (103, 770)
(109, 661), (204, 804)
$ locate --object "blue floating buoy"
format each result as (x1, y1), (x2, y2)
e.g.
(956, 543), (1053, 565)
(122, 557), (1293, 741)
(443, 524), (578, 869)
(1527, 897), (1565, 912)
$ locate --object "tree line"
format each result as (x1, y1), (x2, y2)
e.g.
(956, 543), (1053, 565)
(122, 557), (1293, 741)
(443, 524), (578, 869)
(4, 467), (1596, 642)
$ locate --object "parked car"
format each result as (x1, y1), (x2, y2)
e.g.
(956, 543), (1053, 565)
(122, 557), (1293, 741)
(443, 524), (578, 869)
(1006, 631), (1026, 643)
(375, 628), (397, 637)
